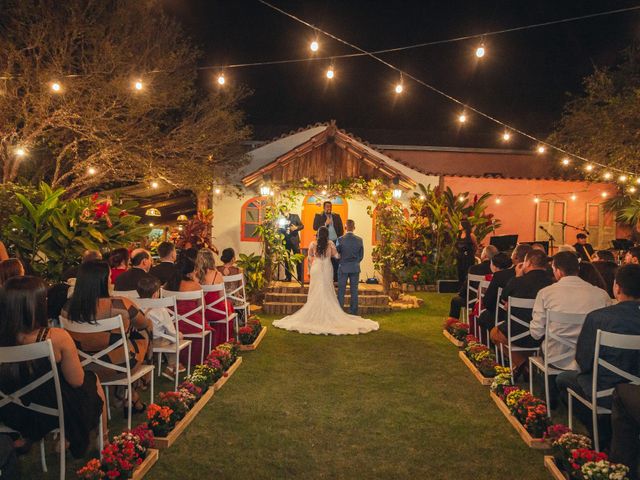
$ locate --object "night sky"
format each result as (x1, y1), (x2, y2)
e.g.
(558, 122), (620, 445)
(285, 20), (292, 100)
(162, 0), (640, 148)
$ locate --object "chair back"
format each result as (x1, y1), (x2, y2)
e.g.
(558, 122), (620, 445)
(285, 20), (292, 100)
(60, 315), (133, 381)
(113, 290), (139, 299)
(465, 273), (485, 322)
(0, 340), (65, 432)
(160, 289), (206, 333)
(592, 330), (640, 407)
(202, 283), (231, 319)
(495, 287), (507, 326)
(477, 279), (491, 316)
(223, 274), (247, 305)
(136, 296), (180, 344)
(543, 310), (587, 369)
(506, 297), (536, 346)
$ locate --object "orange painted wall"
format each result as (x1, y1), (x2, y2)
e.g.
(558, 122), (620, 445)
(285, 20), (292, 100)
(442, 177), (621, 246)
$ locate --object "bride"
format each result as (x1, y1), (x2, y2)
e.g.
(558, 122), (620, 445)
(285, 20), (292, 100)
(273, 226), (379, 335)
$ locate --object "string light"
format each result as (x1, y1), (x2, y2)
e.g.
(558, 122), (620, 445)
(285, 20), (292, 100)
(537, 146), (546, 154)
(561, 158), (570, 166)
(601, 192), (608, 198)
(326, 65), (335, 79)
(585, 164), (594, 172)
(495, 197), (502, 204)
(475, 44), (486, 58)
(217, 73), (225, 85)
(619, 175), (628, 183)
(321, 189), (327, 195)
(87, 166), (97, 175)
(134, 80), (143, 91)
(14, 147), (26, 157)
(50, 82), (61, 93)
(533, 197), (540, 203)
(310, 40), (319, 52)
(629, 186), (637, 193)
(149, 222), (154, 227)
(458, 195), (466, 202)
(502, 131), (511, 142)
(419, 195), (426, 200)
(372, 189), (378, 196)
(571, 194), (577, 201)
(636, 178), (640, 185)
(214, 188), (221, 195)
(458, 113), (467, 123)
(603, 172), (612, 180)
(151, 181), (159, 189)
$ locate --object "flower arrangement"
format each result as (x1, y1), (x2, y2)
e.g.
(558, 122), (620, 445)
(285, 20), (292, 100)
(239, 318), (263, 345)
(464, 340), (498, 377)
(157, 390), (192, 423)
(490, 366), (513, 397)
(443, 318), (469, 341)
(549, 429), (592, 474)
(146, 404), (176, 437)
(580, 460), (629, 479)
(184, 364), (219, 390)
(76, 424), (154, 479)
(177, 381), (203, 406)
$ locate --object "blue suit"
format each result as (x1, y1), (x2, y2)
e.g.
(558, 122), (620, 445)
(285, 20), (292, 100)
(336, 232), (364, 314)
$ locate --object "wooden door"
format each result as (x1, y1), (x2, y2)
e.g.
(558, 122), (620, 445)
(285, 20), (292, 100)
(300, 195), (348, 280)
(586, 203), (616, 249)
(536, 200), (566, 252)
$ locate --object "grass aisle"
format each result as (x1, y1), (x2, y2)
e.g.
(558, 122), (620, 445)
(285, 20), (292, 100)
(149, 293), (548, 480)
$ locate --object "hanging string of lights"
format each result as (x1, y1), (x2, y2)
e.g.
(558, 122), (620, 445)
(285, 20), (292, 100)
(256, 0), (640, 185)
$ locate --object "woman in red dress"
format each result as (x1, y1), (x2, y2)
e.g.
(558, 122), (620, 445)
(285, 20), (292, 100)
(108, 248), (129, 285)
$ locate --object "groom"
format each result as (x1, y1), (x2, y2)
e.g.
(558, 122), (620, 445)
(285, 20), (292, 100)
(336, 219), (364, 314)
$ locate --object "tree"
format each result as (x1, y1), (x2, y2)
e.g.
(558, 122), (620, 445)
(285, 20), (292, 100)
(0, 0), (250, 198)
(548, 46), (640, 175)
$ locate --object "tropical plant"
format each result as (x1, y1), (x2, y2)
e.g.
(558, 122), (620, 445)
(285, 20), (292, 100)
(604, 195), (640, 241)
(171, 209), (216, 251)
(236, 252), (267, 301)
(5, 182), (149, 280)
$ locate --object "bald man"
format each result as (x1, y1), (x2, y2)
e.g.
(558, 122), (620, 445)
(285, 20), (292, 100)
(114, 248), (154, 291)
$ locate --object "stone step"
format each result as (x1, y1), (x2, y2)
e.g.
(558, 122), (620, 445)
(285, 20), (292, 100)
(262, 302), (391, 316)
(267, 283), (384, 296)
(264, 292), (390, 306)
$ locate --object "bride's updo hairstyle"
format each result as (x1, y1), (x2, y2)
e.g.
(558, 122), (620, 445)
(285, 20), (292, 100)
(316, 226), (329, 257)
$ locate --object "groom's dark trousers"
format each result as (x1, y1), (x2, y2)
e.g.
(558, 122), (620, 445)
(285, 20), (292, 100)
(336, 232), (364, 314)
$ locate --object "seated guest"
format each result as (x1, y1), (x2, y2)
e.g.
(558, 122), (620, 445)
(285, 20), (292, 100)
(196, 248), (234, 345)
(0, 276), (106, 457)
(624, 246), (640, 265)
(557, 264), (640, 449)
(574, 233), (595, 262)
(108, 247), (130, 285)
(610, 384), (640, 480)
(181, 247), (199, 263)
(62, 249), (103, 281)
(490, 249), (554, 375)
(0, 258), (24, 287)
(149, 241), (177, 285)
(63, 261), (152, 416)
(136, 276), (185, 380)
(578, 261), (608, 291)
(113, 248), (153, 292)
(530, 251), (612, 371)
(166, 257), (215, 366)
(446, 245), (499, 322)
(476, 252), (513, 331)
(592, 250), (618, 298)
(217, 248), (242, 277)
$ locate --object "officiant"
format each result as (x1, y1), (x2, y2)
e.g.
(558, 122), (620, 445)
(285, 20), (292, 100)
(279, 207), (304, 282)
(313, 201), (344, 282)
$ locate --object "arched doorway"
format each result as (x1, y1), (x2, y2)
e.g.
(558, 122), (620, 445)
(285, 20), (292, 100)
(300, 195), (348, 281)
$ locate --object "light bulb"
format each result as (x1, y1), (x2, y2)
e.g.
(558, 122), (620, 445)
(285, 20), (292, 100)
(321, 189), (327, 195)
(214, 188), (221, 195)
(395, 83), (403, 94)
(475, 45), (485, 58)
(537, 146), (546, 154)
(420, 195), (426, 200)
(178, 226), (183, 231)
(619, 175), (628, 183)
(217, 74), (225, 85)
(14, 147), (26, 157)
(601, 192), (608, 198)
(636, 178), (640, 185)
(149, 223), (154, 227)
(458, 114), (467, 123)
(458, 195), (465, 202)
(571, 194), (577, 201)
(603, 172), (612, 180)
(310, 40), (319, 52)
(502, 132), (511, 141)
(561, 158), (570, 166)
(629, 186), (637, 194)
(151, 181), (159, 189)
(87, 167), (97, 175)
(134, 80), (143, 91)
(495, 197), (502, 204)
(533, 197), (540, 203)
(50, 82), (61, 92)
(585, 164), (594, 172)
(326, 68), (334, 79)
(372, 190), (378, 196)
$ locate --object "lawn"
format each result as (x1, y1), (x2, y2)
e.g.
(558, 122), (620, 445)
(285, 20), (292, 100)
(24, 293), (551, 479)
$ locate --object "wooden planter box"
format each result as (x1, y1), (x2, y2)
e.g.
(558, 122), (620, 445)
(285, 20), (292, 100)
(131, 449), (159, 480)
(442, 329), (465, 348)
(213, 356), (243, 391)
(458, 351), (494, 385)
(544, 456), (568, 480)
(154, 387), (215, 449)
(239, 327), (267, 351)
(489, 391), (551, 449)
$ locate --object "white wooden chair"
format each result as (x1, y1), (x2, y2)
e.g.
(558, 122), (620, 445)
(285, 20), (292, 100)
(223, 274), (250, 325)
(136, 296), (193, 391)
(61, 314), (154, 430)
(529, 310), (586, 416)
(493, 287), (506, 363)
(202, 283), (239, 343)
(568, 330), (640, 451)
(506, 297), (539, 383)
(113, 290), (139, 299)
(160, 289), (212, 364)
(464, 273), (485, 325)
(0, 340), (67, 478)
(474, 279), (491, 341)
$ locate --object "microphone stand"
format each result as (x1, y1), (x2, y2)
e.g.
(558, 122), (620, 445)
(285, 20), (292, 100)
(557, 221), (590, 241)
(539, 226), (556, 255)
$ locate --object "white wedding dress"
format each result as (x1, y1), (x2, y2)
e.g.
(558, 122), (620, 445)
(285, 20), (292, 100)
(273, 241), (379, 335)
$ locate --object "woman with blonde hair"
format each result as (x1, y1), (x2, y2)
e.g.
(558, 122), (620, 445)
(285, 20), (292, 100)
(195, 248), (234, 345)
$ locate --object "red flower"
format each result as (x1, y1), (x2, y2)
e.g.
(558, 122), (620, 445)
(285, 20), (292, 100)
(91, 193), (99, 202)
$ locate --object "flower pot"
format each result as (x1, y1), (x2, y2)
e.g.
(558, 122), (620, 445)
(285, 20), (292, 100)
(213, 356), (243, 391)
(458, 351), (494, 385)
(442, 330), (464, 348)
(489, 391), (551, 449)
(239, 327), (267, 351)
(154, 388), (215, 449)
(131, 449), (159, 480)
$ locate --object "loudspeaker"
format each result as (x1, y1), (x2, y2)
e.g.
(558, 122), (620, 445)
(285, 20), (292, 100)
(437, 280), (460, 293)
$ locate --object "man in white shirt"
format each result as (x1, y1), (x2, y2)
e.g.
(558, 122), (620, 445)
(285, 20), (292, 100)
(530, 251), (612, 371)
